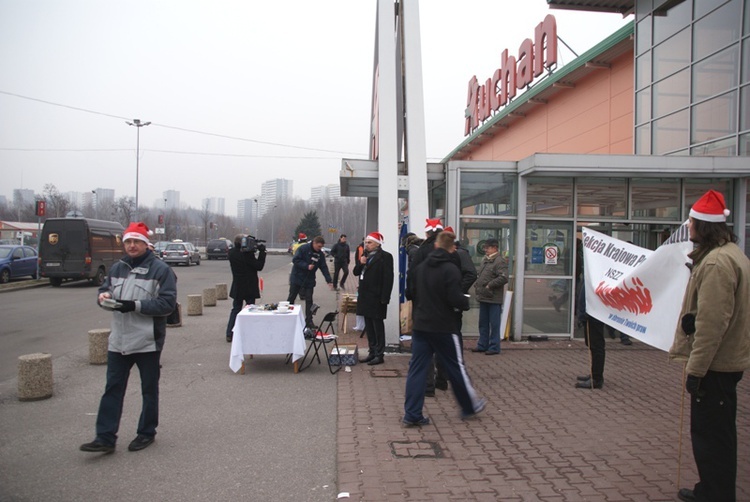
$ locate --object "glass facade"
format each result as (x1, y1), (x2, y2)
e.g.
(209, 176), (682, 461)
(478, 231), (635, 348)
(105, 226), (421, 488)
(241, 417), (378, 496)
(635, 0), (750, 156)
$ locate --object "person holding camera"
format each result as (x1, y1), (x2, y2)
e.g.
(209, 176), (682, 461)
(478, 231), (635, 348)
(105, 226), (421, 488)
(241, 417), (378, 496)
(225, 234), (267, 342)
(288, 235), (333, 328)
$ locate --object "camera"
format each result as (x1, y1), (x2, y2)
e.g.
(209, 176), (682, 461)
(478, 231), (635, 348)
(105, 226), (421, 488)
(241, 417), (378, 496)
(240, 235), (266, 253)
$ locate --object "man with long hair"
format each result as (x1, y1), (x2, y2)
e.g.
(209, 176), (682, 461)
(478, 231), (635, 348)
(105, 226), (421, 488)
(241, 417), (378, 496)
(669, 190), (750, 502)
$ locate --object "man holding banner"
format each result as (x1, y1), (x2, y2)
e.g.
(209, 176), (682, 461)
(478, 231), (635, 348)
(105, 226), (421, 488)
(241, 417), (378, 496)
(668, 190), (750, 502)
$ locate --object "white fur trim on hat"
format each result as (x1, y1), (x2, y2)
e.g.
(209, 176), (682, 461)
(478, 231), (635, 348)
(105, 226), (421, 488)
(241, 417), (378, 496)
(365, 232), (384, 245)
(689, 190), (730, 223)
(424, 218), (443, 232)
(123, 222), (152, 243)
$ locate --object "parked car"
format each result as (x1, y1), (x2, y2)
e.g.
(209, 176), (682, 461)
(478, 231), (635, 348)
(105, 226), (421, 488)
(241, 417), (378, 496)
(153, 241), (169, 259)
(0, 245), (38, 283)
(162, 241), (201, 266)
(39, 218), (124, 287)
(206, 238), (233, 260)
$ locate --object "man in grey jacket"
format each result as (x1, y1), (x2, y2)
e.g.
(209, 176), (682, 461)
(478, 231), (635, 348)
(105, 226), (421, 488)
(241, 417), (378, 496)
(471, 238), (508, 355)
(80, 222), (177, 454)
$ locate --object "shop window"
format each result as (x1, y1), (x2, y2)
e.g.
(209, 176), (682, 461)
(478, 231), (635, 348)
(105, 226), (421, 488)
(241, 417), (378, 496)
(526, 177), (573, 217)
(524, 221), (573, 277)
(652, 109), (689, 154)
(691, 90), (737, 143)
(684, 178), (734, 221)
(653, 29), (691, 81)
(740, 132), (750, 154)
(636, 124), (652, 154)
(637, 88), (651, 124)
(631, 178), (681, 219)
(654, 0), (692, 44)
(693, 0), (742, 61)
(636, 52), (653, 91)
(695, 0), (732, 20)
(691, 136), (737, 155)
(522, 277), (572, 335)
(692, 46), (739, 102)
(745, 0), (750, 34)
(637, 17), (653, 55)
(459, 172), (517, 217)
(654, 68), (690, 118)
(576, 178), (627, 218)
(743, 39), (750, 84)
(742, 86), (750, 131)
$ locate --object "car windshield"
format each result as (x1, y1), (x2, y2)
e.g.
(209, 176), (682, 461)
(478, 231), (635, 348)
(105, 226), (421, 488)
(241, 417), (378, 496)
(0, 248), (12, 258)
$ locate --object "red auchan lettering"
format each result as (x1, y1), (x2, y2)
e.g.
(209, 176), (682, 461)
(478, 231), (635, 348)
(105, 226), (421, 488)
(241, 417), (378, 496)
(465, 15), (558, 136)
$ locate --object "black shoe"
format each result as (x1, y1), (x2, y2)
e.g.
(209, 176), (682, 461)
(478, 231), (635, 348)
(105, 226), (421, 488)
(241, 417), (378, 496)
(574, 378), (603, 389)
(576, 375), (591, 381)
(127, 435), (155, 452)
(470, 347), (486, 353)
(80, 440), (115, 453)
(367, 357), (384, 366)
(435, 381), (448, 391)
(485, 350), (500, 355)
(226, 336), (232, 343)
(425, 390), (435, 397)
(677, 488), (696, 502)
(359, 354), (375, 364)
(621, 337), (633, 345)
(402, 416), (430, 427)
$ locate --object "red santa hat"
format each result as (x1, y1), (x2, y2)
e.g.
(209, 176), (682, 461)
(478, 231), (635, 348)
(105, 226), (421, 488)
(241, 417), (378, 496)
(298, 233), (307, 240)
(123, 222), (153, 244)
(443, 226), (455, 234)
(365, 231), (384, 245)
(690, 190), (730, 223)
(424, 218), (443, 233)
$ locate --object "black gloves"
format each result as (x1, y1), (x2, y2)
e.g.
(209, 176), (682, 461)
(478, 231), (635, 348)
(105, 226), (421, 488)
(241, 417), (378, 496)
(114, 300), (136, 313)
(681, 313), (696, 335)
(685, 374), (702, 395)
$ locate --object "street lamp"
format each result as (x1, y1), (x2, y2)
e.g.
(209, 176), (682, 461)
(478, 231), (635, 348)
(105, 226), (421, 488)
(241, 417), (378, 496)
(126, 118), (151, 221)
(270, 204), (277, 249)
(253, 198), (259, 236)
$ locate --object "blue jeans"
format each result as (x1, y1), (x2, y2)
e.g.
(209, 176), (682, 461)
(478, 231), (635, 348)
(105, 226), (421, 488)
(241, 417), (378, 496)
(477, 302), (502, 352)
(95, 351), (161, 446)
(404, 330), (483, 422)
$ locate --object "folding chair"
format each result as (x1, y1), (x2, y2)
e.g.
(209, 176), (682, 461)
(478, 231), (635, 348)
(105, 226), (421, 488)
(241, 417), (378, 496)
(298, 311), (342, 374)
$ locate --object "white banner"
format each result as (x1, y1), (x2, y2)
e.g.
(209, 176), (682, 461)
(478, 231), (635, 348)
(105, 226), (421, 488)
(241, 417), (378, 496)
(581, 224), (693, 351)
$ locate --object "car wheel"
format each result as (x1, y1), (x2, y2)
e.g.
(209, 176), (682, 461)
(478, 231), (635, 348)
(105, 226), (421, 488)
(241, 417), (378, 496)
(0, 269), (9, 284)
(187, 258), (192, 266)
(196, 257), (201, 265)
(92, 267), (106, 286)
(50, 277), (63, 287)
(31, 269), (38, 279)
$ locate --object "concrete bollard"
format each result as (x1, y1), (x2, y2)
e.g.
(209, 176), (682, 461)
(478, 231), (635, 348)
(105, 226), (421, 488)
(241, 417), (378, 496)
(203, 287), (217, 307)
(187, 294), (203, 316)
(18, 353), (53, 401)
(215, 283), (228, 300)
(88, 329), (110, 365)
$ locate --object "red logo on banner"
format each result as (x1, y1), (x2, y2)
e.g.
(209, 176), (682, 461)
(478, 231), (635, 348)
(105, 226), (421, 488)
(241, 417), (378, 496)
(595, 277), (653, 315)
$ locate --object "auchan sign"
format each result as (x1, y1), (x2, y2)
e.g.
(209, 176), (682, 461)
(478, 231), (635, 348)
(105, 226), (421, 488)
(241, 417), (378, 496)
(465, 14), (557, 136)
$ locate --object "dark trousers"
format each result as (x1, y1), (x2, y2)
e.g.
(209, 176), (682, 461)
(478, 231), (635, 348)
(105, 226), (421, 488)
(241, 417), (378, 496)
(404, 330), (482, 421)
(427, 316), (464, 392)
(226, 297), (255, 338)
(691, 370), (742, 502)
(333, 261), (349, 288)
(364, 317), (386, 359)
(95, 351), (161, 446)
(585, 317), (605, 382)
(288, 284), (314, 327)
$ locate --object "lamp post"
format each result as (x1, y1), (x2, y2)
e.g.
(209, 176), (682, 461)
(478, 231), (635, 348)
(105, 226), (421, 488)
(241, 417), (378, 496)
(91, 190), (97, 219)
(253, 198), (259, 236)
(126, 118), (151, 221)
(270, 204), (277, 249)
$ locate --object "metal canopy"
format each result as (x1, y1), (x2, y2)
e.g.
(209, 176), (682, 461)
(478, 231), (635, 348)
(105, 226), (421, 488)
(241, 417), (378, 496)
(546, 0), (634, 15)
(339, 159), (445, 198)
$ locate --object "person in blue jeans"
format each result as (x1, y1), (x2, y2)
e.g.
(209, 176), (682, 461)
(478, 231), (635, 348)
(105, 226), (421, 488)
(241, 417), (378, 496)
(471, 238), (508, 355)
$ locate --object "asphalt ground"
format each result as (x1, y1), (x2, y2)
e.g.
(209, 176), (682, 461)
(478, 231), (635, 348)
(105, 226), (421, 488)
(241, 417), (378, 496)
(1, 254), (749, 501)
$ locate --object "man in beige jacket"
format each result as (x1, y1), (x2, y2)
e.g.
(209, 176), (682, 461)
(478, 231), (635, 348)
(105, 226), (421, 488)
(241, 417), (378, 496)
(669, 189), (750, 502)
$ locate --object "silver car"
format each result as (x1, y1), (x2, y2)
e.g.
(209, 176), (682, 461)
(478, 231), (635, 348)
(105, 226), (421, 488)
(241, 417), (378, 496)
(162, 241), (201, 266)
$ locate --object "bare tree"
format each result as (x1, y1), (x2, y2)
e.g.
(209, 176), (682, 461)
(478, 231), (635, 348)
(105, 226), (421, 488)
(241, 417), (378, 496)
(42, 184), (71, 218)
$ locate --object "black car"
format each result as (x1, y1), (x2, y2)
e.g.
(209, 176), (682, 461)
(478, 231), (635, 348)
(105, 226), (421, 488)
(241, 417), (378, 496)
(206, 238), (233, 260)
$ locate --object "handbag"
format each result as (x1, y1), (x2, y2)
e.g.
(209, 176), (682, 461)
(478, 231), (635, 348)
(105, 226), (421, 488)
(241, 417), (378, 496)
(399, 300), (413, 335)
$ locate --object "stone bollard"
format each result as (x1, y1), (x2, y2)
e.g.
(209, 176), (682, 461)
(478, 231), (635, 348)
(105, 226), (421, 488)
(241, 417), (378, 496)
(88, 329), (110, 365)
(18, 353), (53, 401)
(203, 287), (217, 307)
(187, 294), (203, 316)
(215, 283), (228, 300)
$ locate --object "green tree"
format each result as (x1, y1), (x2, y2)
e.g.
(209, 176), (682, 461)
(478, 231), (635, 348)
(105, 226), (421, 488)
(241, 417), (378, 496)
(295, 211), (322, 239)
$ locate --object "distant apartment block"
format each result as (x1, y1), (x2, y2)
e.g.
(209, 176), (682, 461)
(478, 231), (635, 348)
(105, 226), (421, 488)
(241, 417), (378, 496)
(260, 179), (293, 215)
(13, 189), (35, 206)
(202, 197), (226, 215)
(310, 184), (341, 204)
(163, 190), (180, 210)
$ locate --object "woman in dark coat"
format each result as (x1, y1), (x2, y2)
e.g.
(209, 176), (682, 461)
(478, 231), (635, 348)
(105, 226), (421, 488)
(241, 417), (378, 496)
(225, 234), (266, 342)
(353, 231), (394, 365)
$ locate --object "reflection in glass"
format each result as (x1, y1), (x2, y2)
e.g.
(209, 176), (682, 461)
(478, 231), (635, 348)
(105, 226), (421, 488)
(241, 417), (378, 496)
(691, 90), (737, 143)
(631, 178), (680, 220)
(636, 88), (651, 124)
(522, 278), (572, 335)
(636, 124), (652, 154)
(576, 178), (627, 218)
(653, 0), (691, 44)
(636, 16), (652, 55)
(654, 69), (689, 118)
(525, 221), (573, 277)
(653, 29), (690, 81)
(693, 0), (742, 61)
(526, 177), (573, 216)
(459, 172), (517, 216)
(653, 109), (689, 154)
(691, 137), (737, 156)
(741, 85), (749, 130)
(692, 46), (739, 102)
(684, 178), (734, 222)
(636, 52), (652, 91)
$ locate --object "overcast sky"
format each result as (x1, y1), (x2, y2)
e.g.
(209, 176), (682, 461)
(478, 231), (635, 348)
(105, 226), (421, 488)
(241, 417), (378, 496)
(0, 1), (630, 215)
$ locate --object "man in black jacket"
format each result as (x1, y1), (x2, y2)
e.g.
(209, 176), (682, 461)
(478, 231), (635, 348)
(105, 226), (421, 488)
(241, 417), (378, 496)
(288, 236), (334, 328)
(403, 231), (486, 427)
(225, 234), (266, 342)
(330, 234), (351, 291)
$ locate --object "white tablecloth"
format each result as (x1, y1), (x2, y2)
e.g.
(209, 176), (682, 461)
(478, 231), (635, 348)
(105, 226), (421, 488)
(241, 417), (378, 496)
(229, 305), (306, 373)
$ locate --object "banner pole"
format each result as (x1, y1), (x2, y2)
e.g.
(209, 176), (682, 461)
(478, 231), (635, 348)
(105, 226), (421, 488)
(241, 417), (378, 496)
(677, 364), (686, 489)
